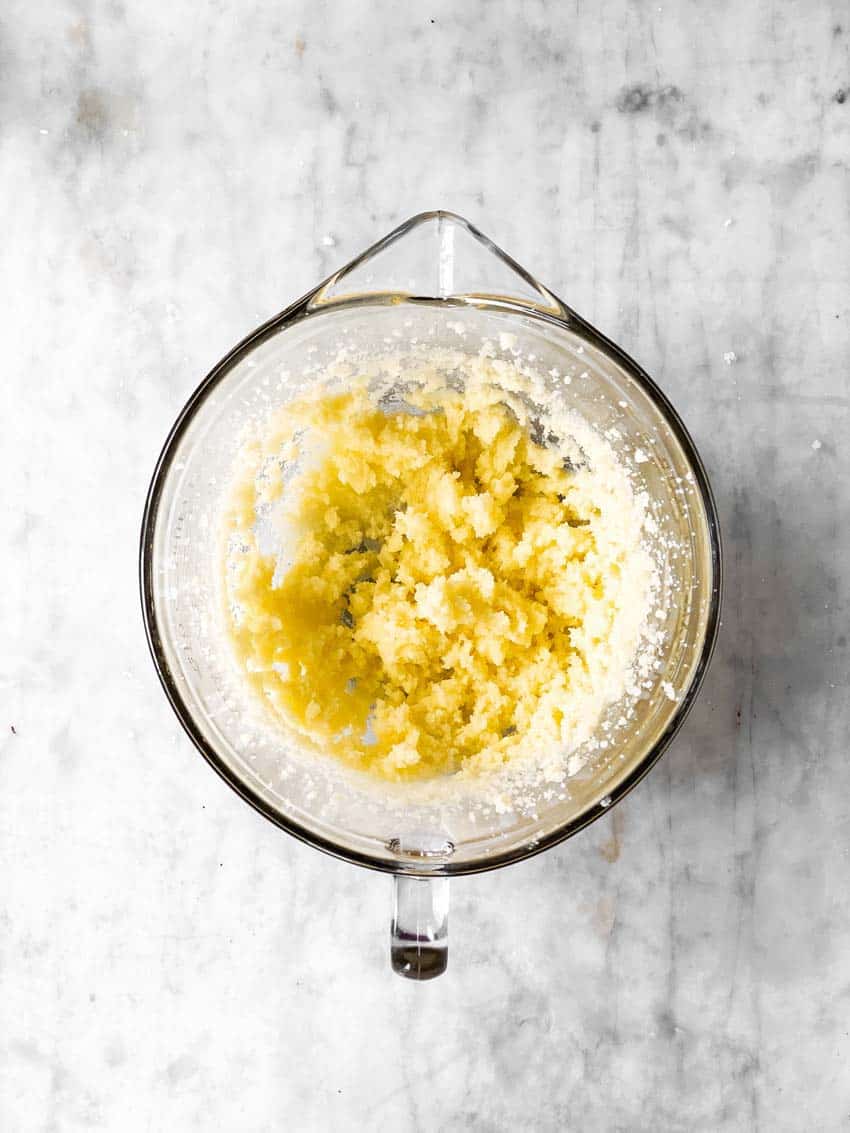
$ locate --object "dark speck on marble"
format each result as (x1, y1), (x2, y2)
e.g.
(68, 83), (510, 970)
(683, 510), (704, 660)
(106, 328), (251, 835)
(656, 1008), (677, 1040)
(166, 1055), (199, 1086)
(617, 84), (651, 113)
(677, 112), (713, 143)
(320, 85), (339, 115)
(75, 88), (110, 143)
(834, 89), (847, 104)
(660, 213), (692, 241)
(615, 83), (683, 114)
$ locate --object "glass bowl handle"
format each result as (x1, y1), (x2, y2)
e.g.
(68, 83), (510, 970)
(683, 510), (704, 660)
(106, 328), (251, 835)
(390, 875), (449, 980)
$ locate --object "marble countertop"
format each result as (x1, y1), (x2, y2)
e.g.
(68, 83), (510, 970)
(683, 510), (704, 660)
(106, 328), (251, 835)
(2, 0), (849, 1128)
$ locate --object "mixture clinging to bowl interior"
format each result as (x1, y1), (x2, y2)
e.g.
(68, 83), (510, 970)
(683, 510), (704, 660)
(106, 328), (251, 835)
(223, 352), (657, 783)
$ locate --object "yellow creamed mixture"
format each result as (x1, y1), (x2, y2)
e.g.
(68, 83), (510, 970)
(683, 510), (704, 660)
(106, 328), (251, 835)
(224, 365), (652, 782)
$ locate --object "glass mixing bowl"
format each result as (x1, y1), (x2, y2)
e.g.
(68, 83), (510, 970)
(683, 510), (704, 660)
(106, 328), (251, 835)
(140, 212), (721, 979)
